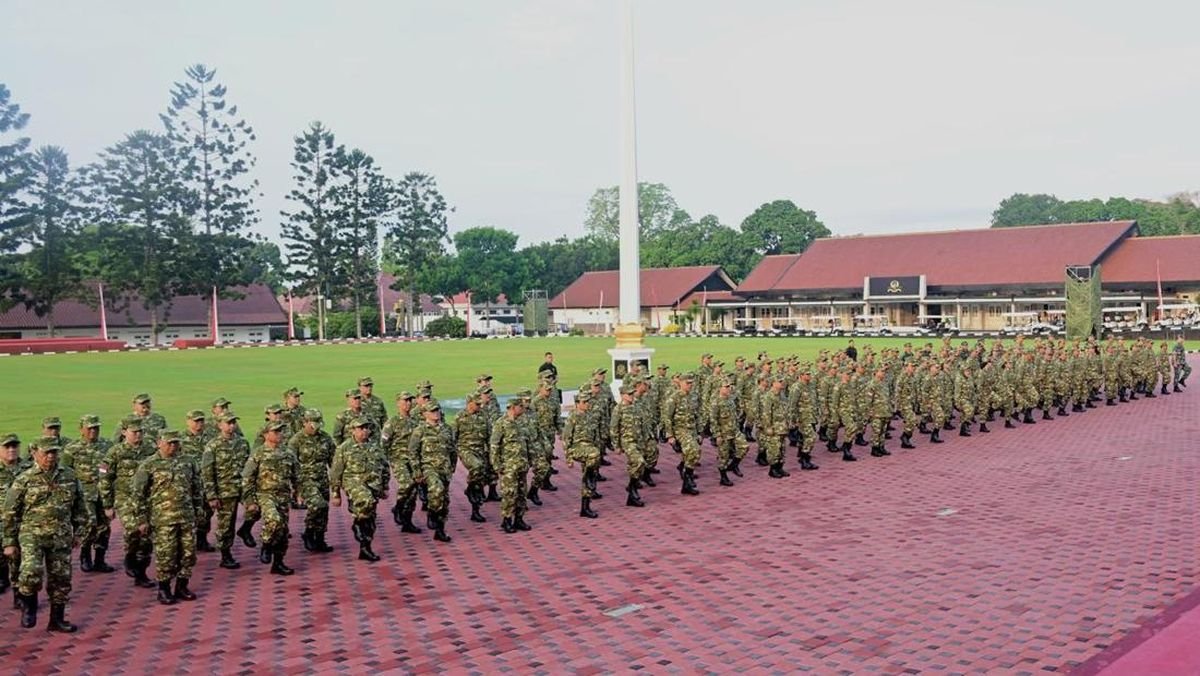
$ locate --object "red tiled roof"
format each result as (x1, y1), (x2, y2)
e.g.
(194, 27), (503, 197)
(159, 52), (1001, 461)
(0, 284), (285, 330)
(757, 221), (1136, 292)
(736, 254), (803, 293)
(1101, 235), (1200, 284)
(283, 274), (441, 315)
(549, 266), (732, 309)
(678, 290), (743, 307)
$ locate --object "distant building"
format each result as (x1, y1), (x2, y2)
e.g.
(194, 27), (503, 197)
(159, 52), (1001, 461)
(549, 265), (737, 333)
(440, 292), (523, 335)
(284, 273), (445, 336)
(719, 221), (1200, 332)
(0, 284), (286, 346)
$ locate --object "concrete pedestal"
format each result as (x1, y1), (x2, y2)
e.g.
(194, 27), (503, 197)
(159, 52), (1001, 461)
(607, 346), (655, 397)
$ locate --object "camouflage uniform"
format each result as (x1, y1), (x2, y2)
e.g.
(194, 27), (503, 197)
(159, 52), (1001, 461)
(381, 397), (421, 532)
(357, 378), (389, 433)
(1174, 340), (1191, 387)
(132, 438), (203, 586)
(0, 446), (32, 593)
(531, 389), (560, 491)
(241, 431), (300, 562)
(953, 367), (977, 434)
(491, 408), (533, 530)
(100, 423), (157, 581)
(758, 383), (789, 472)
(893, 368), (920, 444)
(710, 386), (749, 481)
(60, 418), (114, 571)
(331, 419), (389, 555)
(863, 375), (892, 455)
(2, 447), (87, 623)
(409, 406), (454, 539)
(179, 417), (215, 549)
(453, 402), (491, 521)
(611, 387), (646, 505)
(661, 376), (701, 493)
(288, 412), (336, 551)
(790, 376), (819, 464)
(201, 419), (251, 559)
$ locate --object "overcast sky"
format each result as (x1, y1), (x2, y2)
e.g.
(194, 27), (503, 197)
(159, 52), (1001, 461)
(4, 0), (1199, 246)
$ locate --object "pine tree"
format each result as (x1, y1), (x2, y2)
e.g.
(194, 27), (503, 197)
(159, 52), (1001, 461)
(332, 148), (389, 338)
(385, 172), (450, 336)
(16, 146), (85, 333)
(0, 84), (32, 306)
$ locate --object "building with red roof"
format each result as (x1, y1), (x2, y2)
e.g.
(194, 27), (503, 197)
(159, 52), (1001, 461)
(716, 221), (1200, 332)
(549, 265), (736, 333)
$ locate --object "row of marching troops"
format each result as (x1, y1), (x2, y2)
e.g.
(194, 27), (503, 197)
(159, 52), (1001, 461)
(0, 337), (1191, 631)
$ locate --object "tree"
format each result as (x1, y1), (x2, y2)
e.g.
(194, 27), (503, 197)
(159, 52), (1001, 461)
(240, 241), (286, 293)
(583, 182), (679, 240)
(160, 64), (261, 311)
(80, 130), (192, 344)
(0, 84), (32, 306)
(385, 172), (451, 336)
(281, 122), (343, 340)
(990, 193), (1064, 227)
(14, 146), (86, 334)
(739, 199), (830, 255)
(331, 148), (389, 338)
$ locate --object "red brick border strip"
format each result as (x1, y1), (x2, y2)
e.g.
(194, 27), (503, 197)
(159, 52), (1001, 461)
(1072, 583), (1200, 674)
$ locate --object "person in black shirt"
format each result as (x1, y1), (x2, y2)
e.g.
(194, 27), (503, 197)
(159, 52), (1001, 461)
(845, 340), (858, 361)
(537, 352), (560, 403)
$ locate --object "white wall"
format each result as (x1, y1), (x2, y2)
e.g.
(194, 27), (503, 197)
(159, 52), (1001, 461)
(19, 325), (274, 347)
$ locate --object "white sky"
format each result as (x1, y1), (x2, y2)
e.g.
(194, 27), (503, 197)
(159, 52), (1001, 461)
(3, 0), (1198, 246)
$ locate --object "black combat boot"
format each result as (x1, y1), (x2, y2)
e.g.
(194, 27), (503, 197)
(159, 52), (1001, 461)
(486, 484), (502, 502)
(501, 517), (516, 533)
(986, 411), (995, 422)
(626, 479), (645, 507)
(1042, 409), (1053, 420)
(681, 468), (700, 495)
(174, 578), (197, 601)
(92, 546), (115, 573)
(432, 514), (452, 543)
(959, 422), (971, 437)
(1023, 409), (1036, 424)
(719, 468), (734, 486)
(918, 421), (930, 434)
(942, 421), (954, 431)
(580, 497), (599, 518)
(47, 602), (76, 633)
(979, 423), (990, 433)
(514, 515), (532, 531)
(1073, 403), (1085, 412)
(134, 559), (156, 588)
(767, 462), (782, 477)
(400, 500), (423, 534)
(817, 426), (828, 442)
(1106, 398), (1117, 406)
(527, 484), (542, 506)
(19, 593), (37, 629)
(314, 531), (333, 553)
(854, 433), (869, 447)
(391, 500), (404, 525)
(470, 487), (487, 523)
(589, 470), (603, 499)
(271, 543), (295, 575)
(900, 433), (915, 449)
(157, 580), (176, 606)
(730, 457), (744, 477)
(1058, 406), (1069, 416)
(79, 546), (94, 573)
(800, 452), (819, 470)
(236, 521), (256, 548)
(841, 443), (858, 462)
(1161, 384), (1170, 395)
(641, 468), (657, 487)
(301, 528), (316, 552)
(219, 548), (241, 569)
(0, 558), (8, 595)
(775, 462), (791, 476)
(259, 543), (273, 565)
(755, 449), (769, 466)
(1145, 389), (1156, 399)
(1175, 383), (1183, 393)
(541, 475), (557, 492)
(123, 550), (136, 578)
(826, 437), (838, 453)
(930, 429), (943, 444)
(1005, 417), (1016, 428)
(196, 527), (215, 553)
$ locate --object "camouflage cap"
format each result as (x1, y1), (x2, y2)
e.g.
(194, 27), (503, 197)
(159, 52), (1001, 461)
(701, 353), (714, 359)
(132, 393), (152, 404)
(211, 397), (232, 408)
(121, 416), (144, 432)
(479, 385), (493, 395)
(466, 392), (483, 405)
(1, 433), (18, 446)
(592, 367), (607, 376)
(477, 373), (492, 382)
(679, 372), (696, 383)
(421, 402), (441, 414)
(264, 420), (288, 433)
(713, 360), (725, 367)
(264, 403), (284, 414)
(218, 412), (240, 424)
(283, 387), (303, 397)
(416, 379), (434, 390)
(42, 416), (63, 428)
(344, 389), (362, 399)
(514, 388), (533, 399)
(656, 364), (669, 371)
(396, 391), (415, 401)
(416, 386), (433, 398)
(357, 377), (373, 386)
(349, 416), (372, 428)
(185, 409), (206, 421)
(506, 396), (523, 408)
(303, 409), (323, 422)
(159, 429), (182, 443)
(575, 391), (592, 404)
(30, 438), (61, 453)
(619, 383), (635, 395)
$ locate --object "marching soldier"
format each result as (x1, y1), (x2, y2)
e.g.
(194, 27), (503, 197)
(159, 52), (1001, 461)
(331, 417), (389, 560)
(409, 402), (453, 542)
(662, 373), (701, 494)
(3, 438), (88, 631)
(453, 393), (491, 523)
(180, 410), (215, 553)
(710, 378), (748, 486)
(131, 430), (203, 605)
(100, 417), (157, 588)
(491, 396), (533, 532)
(201, 413), (252, 569)
(281, 387), (307, 438)
(611, 383), (645, 507)
(1, 433), (32, 602)
(289, 409), (336, 553)
(381, 391), (422, 534)
(60, 416), (116, 574)
(759, 377), (791, 477)
(241, 421), (300, 575)
(357, 377), (388, 432)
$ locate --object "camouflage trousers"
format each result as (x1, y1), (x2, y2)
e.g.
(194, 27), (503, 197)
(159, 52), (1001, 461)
(1176, 361), (1193, 384)
(391, 455), (419, 508)
(424, 473), (449, 516)
(344, 483), (379, 521)
(794, 422), (816, 454)
(679, 433), (701, 470)
(300, 479), (330, 534)
(459, 448), (488, 486)
(15, 535), (72, 604)
(761, 433), (785, 464)
(926, 403), (947, 428)
(116, 506), (153, 566)
(956, 400), (975, 424)
(196, 500), (214, 540)
(715, 435), (749, 470)
(529, 441), (551, 486)
(499, 465), (529, 519)
(644, 436), (660, 470)
(623, 440), (645, 480)
(212, 498), (240, 551)
(568, 443), (601, 498)
(868, 417), (887, 447)
(257, 494), (290, 550)
(80, 495), (111, 551)
(898, 406), (919, 435)
(152, 522), (197, 582)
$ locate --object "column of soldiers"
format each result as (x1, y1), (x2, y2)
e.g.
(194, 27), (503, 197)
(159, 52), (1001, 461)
(0, 336), (1190, 630)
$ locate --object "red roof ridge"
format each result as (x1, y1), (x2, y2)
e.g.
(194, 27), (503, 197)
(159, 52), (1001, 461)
(815, 220), (1136, 243)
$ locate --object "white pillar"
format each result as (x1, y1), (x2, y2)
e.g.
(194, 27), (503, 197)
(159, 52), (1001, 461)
(618, 0), (639, 328)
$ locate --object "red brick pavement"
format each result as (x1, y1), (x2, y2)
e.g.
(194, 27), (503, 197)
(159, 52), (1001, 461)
(3, 376), (1198, 674)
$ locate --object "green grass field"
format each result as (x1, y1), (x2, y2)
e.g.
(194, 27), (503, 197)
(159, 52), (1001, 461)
(4, 335), (1196, 442)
